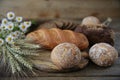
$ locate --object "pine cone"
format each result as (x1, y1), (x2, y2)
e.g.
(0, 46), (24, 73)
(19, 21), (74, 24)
(37, 19), (79, 30)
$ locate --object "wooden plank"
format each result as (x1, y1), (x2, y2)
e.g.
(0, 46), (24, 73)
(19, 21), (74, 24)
(33, 57), (120, 77)
(0, 77), (120, 80)
(0, 0), (120, 19)
(114, 32), (120, 56)
(1, 57), (120, 77)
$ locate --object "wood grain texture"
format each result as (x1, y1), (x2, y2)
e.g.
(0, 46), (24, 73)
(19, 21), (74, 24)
(0, 58), (120, 77)
(0, 0), (120, 19)
(0, 77), (120, 80)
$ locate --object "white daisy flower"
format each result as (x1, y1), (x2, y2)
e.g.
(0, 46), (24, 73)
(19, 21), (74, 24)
(16, 16), (23, 22)
(7, 22), (14, 31)
(2, 18), (8, 25)
(0, 25), (3, 32)
(1, 24), (8, 30)
(7, 12), (15, 20)
(10, 32), (17, 39)
(14, 31), (21, 37)
(5, 34), (14, 44)
(24, 21), (31, 28)
(19, 23), (28, 32)
(0, 38), (4, 46)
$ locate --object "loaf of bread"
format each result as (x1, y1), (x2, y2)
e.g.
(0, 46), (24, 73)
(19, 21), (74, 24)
(75, 16), (114, 46)
(75, 24), (114, 46)
(26, 28), (89, 50)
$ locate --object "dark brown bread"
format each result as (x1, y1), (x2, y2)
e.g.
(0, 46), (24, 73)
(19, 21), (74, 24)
(75, 24), (114, 46)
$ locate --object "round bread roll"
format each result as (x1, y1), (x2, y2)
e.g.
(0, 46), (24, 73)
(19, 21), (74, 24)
(89, 43), (118, 67)
(81, 16), (100, 25)
(51, 43), (81, 69)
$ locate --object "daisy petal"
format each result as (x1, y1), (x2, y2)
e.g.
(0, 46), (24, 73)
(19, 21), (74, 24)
(19, 23), (28, 32)
(7, 22), (14, 31)
(0, 38), (4, 46)
(5, 34), (14, 44)
(2, 18), (8, 25)
(24, 21), (31, 28)
(16, 16), (23, 22)
(7, 12), (15, 20)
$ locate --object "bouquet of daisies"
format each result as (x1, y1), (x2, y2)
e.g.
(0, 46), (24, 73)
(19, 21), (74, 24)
(0, 12), (31, 45)
(0, 12), (39, 75)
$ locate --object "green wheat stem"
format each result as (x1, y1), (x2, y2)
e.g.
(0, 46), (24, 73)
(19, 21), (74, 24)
(2, 46), (7, 64)
(15, 42), (41, 49)
(10, 47), (38, 56)
(6, 45), (33, 70)
(14, 54), (32, 70)
(15, 39), (41, 48)
(6, 45), (22, 73)
(7, 51), (21, 72)
(6, 48), (17, 74)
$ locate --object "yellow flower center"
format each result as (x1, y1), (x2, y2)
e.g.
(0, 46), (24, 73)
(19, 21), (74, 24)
(26, 22), (29, 25)
(9, 14), (13, 17)
(4, 21), (7, 24)
(12, 34), (16, 37)
(22, 25), (25, 29)
(18, 18), (20, 20)
(8, 37), (12, 41)
(9, 26), (12, 29)
(0, 40), (2, 44)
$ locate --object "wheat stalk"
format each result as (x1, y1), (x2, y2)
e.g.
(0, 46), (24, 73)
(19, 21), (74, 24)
(15, 39), (42, 49)
(6, 44), (33, 71)
(0, 41), (41, 75)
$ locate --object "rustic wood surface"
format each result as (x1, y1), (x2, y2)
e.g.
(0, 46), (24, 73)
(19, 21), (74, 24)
(0, 0), (120, 19)
(0, 77), (120, 80)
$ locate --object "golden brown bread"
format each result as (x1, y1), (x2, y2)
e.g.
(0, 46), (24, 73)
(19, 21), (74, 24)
(26, 28), (89, 50)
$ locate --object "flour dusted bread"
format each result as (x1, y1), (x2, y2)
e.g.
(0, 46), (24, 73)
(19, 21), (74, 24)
(26, 28), (89, 50)
(89, 43), (118, 67)
(51, 43), (81, 69)
(51, 43), (89, 70)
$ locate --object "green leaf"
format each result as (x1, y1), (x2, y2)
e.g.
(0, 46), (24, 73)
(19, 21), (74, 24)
(31, 20), (37, 25)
